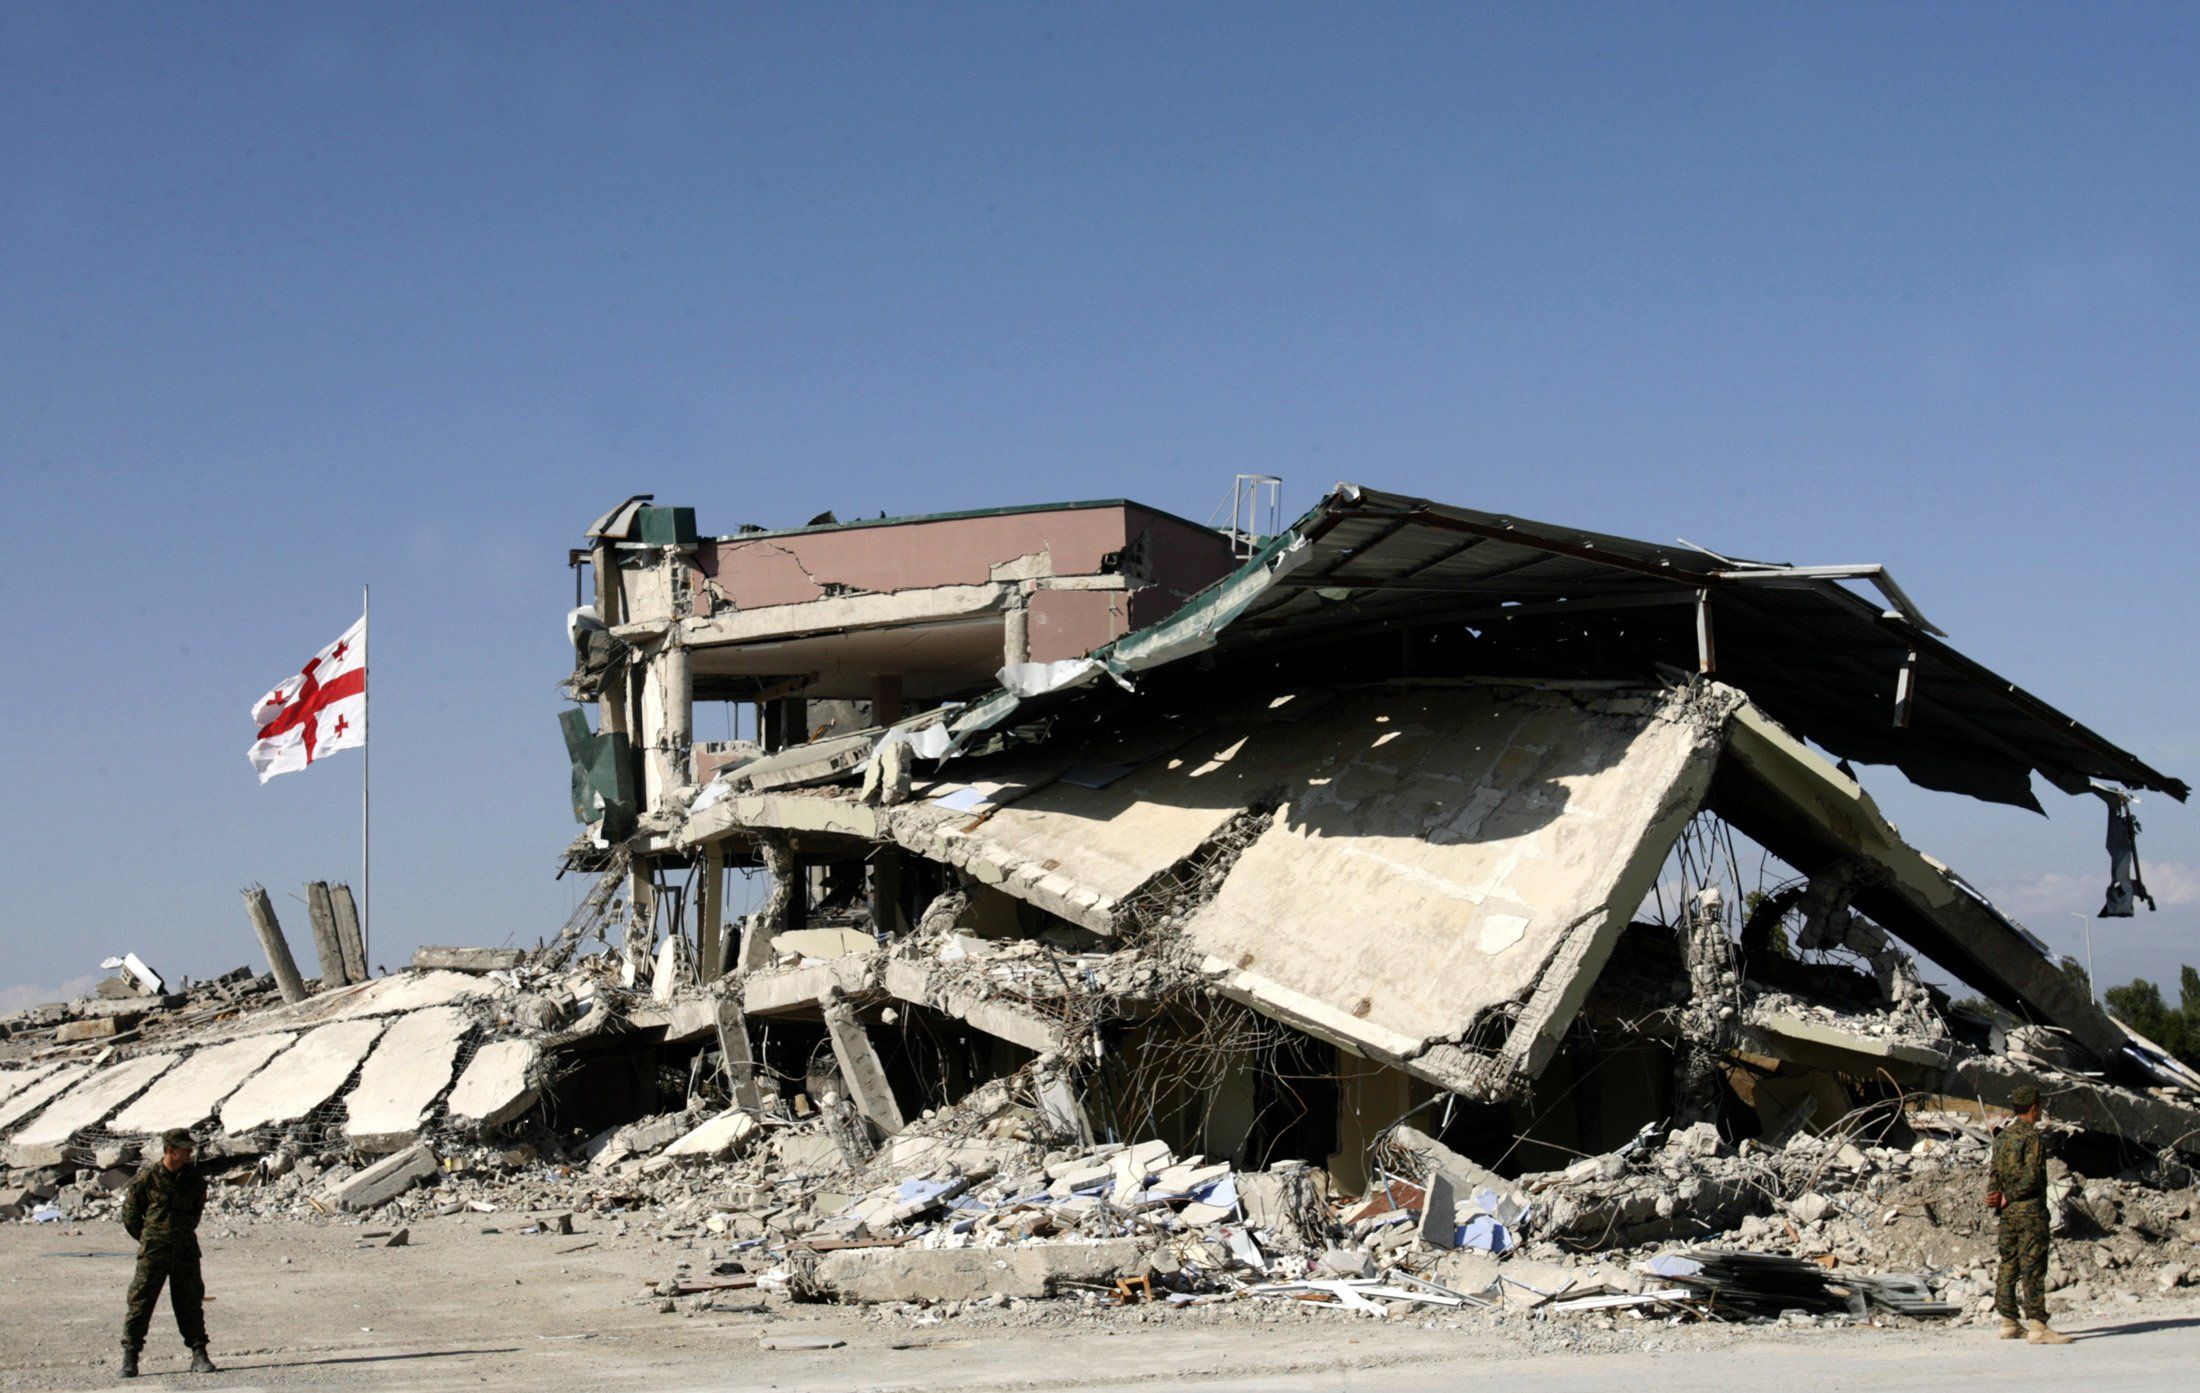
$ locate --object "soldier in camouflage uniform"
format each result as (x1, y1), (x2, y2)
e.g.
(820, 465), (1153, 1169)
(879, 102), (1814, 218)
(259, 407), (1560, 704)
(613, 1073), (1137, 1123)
(1989, 1085), (2073, 1345)
(118, 1128), (219, 1377)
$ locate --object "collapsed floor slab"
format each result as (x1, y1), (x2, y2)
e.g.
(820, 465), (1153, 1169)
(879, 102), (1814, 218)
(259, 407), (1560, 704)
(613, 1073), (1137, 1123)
(219, 1017), (387, 1137)
(6, 1053), (179, 1160)
(0, 1064), (66, 1112)
(106, 1033), (296, 1136)
(444, 1040), (540, 1130)
(0, 1065), (90, 1135)
(343, 1006), (470, 1151)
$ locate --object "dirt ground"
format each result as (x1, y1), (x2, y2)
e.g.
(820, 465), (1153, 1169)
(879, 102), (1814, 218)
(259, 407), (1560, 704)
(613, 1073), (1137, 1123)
(2, 1215), (2196, 1392)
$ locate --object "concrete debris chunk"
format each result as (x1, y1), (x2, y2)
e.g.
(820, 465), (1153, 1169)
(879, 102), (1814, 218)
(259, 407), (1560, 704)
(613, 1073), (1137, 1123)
(326, 1142), (439, 1211)
(411, 945), (528, 973)
(811, 1238), (1151, 1303)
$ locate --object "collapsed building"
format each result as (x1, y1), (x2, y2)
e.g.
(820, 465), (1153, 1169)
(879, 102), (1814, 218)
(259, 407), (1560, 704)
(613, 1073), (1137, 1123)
(5, 484), (2197, 1319)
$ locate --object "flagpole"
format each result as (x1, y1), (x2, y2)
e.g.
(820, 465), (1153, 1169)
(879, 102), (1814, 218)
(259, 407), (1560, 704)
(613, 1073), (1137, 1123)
(362, 582), (371, 974)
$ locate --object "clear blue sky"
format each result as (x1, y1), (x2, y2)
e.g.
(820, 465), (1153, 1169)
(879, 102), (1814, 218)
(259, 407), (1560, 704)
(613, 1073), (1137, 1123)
(2, 2), (2194, 1007)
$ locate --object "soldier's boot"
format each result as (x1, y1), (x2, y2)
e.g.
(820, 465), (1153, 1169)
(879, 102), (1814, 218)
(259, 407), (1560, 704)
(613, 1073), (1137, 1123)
(119, 1344), (140, 1379)
(1997, 1318), (2024, 1339)
(187, 1346), (220, 1373)
(2026, 1319), (2075, 1345)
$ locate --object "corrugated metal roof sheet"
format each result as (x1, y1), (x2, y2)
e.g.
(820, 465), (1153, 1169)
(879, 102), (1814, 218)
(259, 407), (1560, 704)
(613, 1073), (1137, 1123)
(922, 483), (2184, 809)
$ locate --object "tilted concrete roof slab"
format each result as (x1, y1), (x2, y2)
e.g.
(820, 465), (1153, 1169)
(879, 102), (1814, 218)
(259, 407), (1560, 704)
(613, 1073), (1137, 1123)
(1716, 702), (2137, 1067)
(220, 1017), (389, 1136)
(107, 1033), (297, 1135)
(1168, 684), (1730, 1094)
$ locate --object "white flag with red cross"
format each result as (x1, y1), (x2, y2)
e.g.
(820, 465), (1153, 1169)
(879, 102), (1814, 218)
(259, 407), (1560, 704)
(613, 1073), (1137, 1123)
(248, 615), (366, 783)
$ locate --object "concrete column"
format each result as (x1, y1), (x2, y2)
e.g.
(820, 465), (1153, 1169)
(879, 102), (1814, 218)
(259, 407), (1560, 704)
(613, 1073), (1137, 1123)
(303, 881), (348, 987)
(714, 995), (765, 1111)
(1330, 1051), (1417, 1197)
(823, 991), (905, 1136)
(1201, 1048), (1258, 1165)
(697, 844), (725, 980)
(593, 542), (629, 744)
(623, 862), (657, 987)
(330, 882), (368, 982)
(1002, 588), (1031, 669)
(242, 885), (308, 1003)
(656, 641), (693, 796)
(870, 672), (903, 727)
(738, 835), (793, 973)
(868, 846), (905, 938)
(591, 541), (623, 626)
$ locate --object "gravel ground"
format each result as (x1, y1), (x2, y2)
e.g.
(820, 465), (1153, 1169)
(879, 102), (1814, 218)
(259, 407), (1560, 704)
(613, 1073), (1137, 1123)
(2, 1214), (2195, 1392)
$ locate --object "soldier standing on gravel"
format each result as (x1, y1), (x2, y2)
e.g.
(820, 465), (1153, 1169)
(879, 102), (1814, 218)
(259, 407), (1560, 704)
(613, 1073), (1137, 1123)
(1988, 1085), (2074, 1345)
(119, 1128), (220, 1378)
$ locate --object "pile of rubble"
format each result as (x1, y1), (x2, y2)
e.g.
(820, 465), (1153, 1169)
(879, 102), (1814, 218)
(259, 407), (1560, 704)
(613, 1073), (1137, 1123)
(15, 984), (2191, 1333)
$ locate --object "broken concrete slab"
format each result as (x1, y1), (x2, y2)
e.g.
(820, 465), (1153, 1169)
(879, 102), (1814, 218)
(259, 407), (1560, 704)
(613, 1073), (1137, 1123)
(585, 1111), (697, 1171)
(0, 1064), (64, 1109)
(107, 1033), (296, 1135)
(771, 928), (878, 959)
(55, 1016), (137, 1043)
(343, 1005), (470, 1151)
(879, 958), (1066, 1054)
(741, 954), (882, 1016)
(444, 1040), (540, 1130)
(411, 946), (527, 973)
(660, 1109), (759, 1160)
(321, 970), (500, 1020)
(219, 1017), (387, 1136)
(811, 1237), (1151, 1303)
(327, 1141), (439, 1210)
(0, 1065), (90, 1135)
(7, 1053), (180, 1157)
(1173, 686), (1731, 1097)
(1388, 1124), (1518, 1212)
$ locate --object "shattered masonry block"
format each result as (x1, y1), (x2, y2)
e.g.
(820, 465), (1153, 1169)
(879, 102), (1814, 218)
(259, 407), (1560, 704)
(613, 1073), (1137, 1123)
(326, 1142), (439, 1211)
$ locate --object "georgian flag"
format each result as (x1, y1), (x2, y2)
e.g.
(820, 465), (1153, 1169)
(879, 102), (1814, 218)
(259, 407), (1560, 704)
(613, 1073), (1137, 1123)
(249, 615), (366, 783)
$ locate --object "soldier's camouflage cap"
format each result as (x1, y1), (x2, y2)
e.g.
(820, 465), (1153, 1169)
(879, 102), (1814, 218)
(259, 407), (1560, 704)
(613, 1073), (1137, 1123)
(2009, 1085), (2040, 1109)
(160, 1129), (196, 1150)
